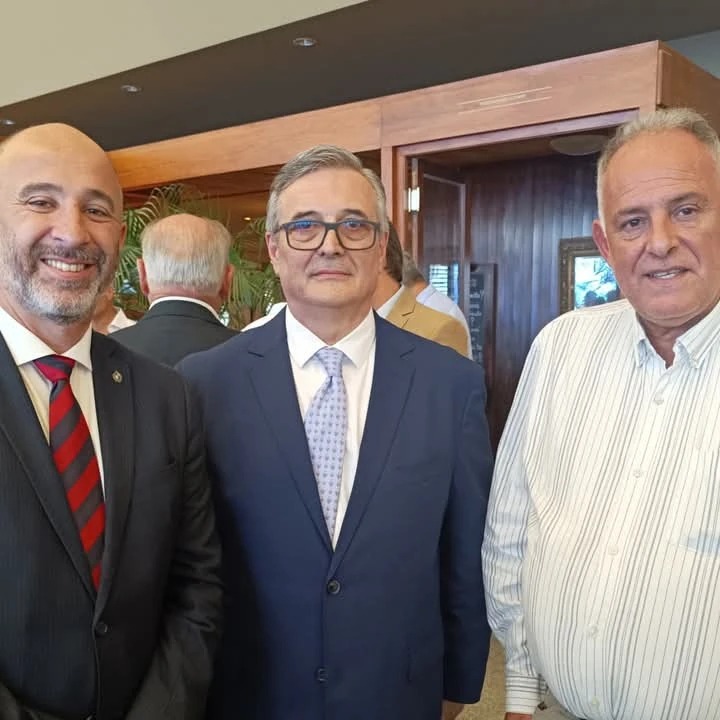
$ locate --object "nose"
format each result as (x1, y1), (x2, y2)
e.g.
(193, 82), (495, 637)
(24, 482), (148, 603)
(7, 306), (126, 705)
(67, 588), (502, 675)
(51, 205), (90, 245)
(317, 227), (344, 255)
(646, 213), (678, 257)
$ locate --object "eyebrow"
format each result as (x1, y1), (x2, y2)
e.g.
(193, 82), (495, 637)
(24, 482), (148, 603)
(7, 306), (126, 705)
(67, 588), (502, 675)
(17, 182), (117, 213)
(287, 208), (371, 222)
(615, 192), (707, 219)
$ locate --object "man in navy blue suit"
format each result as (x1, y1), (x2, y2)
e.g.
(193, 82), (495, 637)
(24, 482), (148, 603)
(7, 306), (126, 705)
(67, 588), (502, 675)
(179, 144), (493, 720)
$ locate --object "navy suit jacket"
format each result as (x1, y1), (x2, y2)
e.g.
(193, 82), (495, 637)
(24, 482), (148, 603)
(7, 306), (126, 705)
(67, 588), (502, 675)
(179, 311), (493, 720)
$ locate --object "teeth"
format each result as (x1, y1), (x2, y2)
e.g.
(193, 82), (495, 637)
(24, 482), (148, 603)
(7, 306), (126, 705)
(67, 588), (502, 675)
(45, 259), (86, 272)
(650, 270), (681, 279)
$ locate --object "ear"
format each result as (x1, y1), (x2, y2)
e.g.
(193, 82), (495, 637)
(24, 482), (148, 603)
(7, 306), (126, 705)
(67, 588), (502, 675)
(118, 221), (127, 251)
(266, 231), (281, 270)
(137, 258), (150, 297)
(220, 264), (235, 301)
(592, 219), (611, 263)
(377, 230), (388, 274)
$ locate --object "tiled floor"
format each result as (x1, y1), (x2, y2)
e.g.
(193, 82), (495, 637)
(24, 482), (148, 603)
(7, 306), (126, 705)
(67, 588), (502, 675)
(460, 636), (505, 720)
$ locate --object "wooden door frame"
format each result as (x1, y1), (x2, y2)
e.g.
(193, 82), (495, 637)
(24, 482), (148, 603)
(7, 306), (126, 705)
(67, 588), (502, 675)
(389, 109), (638, 254)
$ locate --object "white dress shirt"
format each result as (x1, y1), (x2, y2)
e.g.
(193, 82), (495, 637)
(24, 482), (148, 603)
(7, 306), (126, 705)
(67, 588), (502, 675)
(0, 307), (105, 488)
(286, 307), (376, 548)
(416, 285), (472, 357)
(483, 298), (720, 719)
(150, 295), (221, 320)
(107, 307), (136, 333)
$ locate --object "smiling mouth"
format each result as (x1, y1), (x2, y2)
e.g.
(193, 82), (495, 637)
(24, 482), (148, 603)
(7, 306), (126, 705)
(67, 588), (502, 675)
(646, 269), (686, 280)
(42, 258), (92, 273)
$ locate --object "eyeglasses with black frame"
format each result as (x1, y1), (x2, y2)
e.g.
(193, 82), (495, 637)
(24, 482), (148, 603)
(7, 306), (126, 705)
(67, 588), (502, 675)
(274, 218), (381, 251)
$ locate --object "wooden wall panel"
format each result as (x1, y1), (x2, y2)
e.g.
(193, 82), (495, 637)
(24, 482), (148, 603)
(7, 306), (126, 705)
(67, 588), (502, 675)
(380, 43), (659, 146)
(467, 154), (597, 445)
(657, 44), (720, 131)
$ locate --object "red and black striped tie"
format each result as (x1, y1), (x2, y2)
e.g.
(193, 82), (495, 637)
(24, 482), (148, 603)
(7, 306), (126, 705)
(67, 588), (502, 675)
(34, 355), (105, 591)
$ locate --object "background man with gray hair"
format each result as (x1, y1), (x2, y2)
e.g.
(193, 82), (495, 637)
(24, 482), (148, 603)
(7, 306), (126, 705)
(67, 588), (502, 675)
(113, 212), (236, 365)
(180, 144), (493, 720)
(483, 107), (720, 720)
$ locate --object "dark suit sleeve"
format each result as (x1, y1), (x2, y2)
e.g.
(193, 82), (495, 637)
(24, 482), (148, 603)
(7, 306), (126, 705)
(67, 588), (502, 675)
(126, 383), (223, 720)
(440, 371), (494, 703)
(0, 681), (64, 720)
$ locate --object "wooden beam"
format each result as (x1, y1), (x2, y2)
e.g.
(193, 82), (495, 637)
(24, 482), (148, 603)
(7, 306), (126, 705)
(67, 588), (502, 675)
(110, 99), (381, 190)
(656, 42), (720, 131)
(110, 42), (666, 191)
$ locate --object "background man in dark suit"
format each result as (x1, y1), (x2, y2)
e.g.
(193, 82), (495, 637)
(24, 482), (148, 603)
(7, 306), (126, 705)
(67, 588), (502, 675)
(179, 145), (493, 720)
(0, 123), (223, 719)
(113, 213), (236, 365)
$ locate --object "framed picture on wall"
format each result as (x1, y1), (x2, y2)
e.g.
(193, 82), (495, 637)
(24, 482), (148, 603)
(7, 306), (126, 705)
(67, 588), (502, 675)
(464, 262), (497, 390)
(559, 237), (620, 314)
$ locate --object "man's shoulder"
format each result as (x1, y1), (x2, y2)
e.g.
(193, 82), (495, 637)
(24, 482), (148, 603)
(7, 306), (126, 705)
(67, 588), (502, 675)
(537, 299), (633, 345)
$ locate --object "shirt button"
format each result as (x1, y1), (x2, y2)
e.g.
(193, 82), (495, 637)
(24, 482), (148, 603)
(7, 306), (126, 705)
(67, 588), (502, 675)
(315, 667), (328, 683)
(653, 394), (664, 405)
(326, 579), (341, 595)
(590, 697), (600, 708)
(587, 624), (599, 638)
(632, 469), (644, 478)
(608, 545), (619, 556)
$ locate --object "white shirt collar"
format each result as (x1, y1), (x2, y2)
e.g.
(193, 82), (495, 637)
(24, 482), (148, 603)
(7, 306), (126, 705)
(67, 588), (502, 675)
(108, 308), (136, 332)
(285, 306), (376, 370)
(149, 296), (220, 320)
(0, 306), (94, 370)
(376, 286), (404, 319)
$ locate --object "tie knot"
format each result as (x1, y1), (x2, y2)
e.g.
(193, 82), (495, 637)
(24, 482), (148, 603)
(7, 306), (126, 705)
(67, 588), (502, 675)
(34, 355), (76, 384)
(315, 347), (344, 378)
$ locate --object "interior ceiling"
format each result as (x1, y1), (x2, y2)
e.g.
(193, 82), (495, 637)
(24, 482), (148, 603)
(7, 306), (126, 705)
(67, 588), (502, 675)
(0, 0), (719, 152)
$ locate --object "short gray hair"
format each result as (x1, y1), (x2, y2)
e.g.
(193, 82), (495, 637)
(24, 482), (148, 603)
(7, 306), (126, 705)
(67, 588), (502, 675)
(401, 250), (425, 286)
(141, 213), (232, 294)
(266, 144), (389, 234)
(597, 107), (720, 224)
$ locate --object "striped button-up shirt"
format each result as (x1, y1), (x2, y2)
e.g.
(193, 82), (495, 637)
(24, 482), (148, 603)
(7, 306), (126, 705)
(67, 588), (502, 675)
(483, 298), (720, 720)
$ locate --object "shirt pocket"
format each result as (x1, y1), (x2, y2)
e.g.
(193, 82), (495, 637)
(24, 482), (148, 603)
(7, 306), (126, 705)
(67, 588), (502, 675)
(672, 449), (720, 556)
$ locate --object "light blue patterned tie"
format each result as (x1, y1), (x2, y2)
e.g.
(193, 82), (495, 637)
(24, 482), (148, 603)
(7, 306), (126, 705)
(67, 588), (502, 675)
(304, 347), (347, 539)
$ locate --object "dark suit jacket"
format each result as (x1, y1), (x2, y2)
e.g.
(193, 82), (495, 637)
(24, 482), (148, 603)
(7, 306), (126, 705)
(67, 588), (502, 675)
(0, 330), (223, 720)
(113, 300), (237, 366)
(179, 311), (493, 720)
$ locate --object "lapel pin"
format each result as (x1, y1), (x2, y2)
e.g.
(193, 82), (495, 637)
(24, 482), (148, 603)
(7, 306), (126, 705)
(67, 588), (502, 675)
(112, 370), (123, 384)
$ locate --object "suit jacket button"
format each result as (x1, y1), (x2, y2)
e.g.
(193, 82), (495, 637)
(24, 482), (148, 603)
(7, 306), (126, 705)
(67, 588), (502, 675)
(95, 621), (109, 636)
(315, 667), (328, 683)
(326, 579), (341, 595)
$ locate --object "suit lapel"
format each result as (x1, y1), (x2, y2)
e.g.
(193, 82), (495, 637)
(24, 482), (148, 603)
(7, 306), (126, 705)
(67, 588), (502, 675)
(385, 288), (416, 330)
(247, 313), (332, 551)
(331, 317), (415, 572)
(0, 333), (95, 597)
(91, 333), (134, 614)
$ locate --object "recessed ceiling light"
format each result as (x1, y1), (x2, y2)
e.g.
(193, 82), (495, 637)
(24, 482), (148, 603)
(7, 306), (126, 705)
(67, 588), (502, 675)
(243, 216), (252, 221)
(293, 36), (317, 48)
(0, 118), (16, 126)
(121, 84), (142, 94)
(550, 134), (607, 156)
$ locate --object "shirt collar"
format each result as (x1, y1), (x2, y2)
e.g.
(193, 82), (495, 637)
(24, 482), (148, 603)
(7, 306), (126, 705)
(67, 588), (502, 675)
(0, 306), (94, 370)
(149, 296), (220, 320)
(633, 298), (720, 369)
(377, 286), (404, 319)
(285, 306), (376, 370)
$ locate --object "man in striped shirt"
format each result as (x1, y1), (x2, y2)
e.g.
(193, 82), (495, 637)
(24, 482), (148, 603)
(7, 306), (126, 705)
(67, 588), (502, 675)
(483, 107), (720, 720)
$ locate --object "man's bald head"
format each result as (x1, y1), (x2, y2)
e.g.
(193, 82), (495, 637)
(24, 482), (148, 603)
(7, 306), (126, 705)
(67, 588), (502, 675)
(0, 122), (126, 342)
(0, 123), (123, 218)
